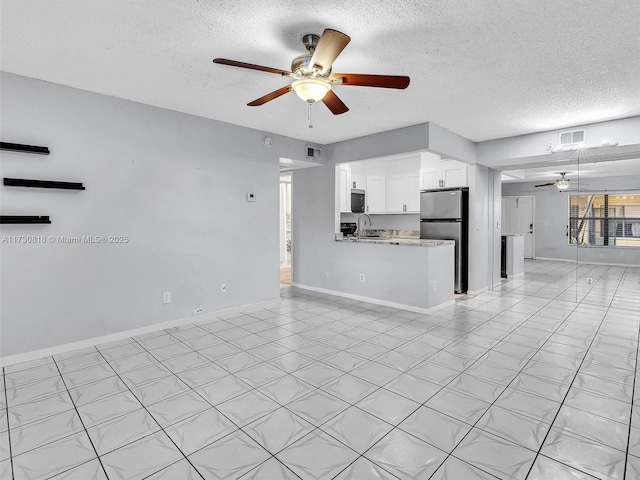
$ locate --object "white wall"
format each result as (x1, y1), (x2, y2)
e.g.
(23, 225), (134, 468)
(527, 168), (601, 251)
(0, 73), (311, 356)
(468, 166), (488, 292)
(427, 122), (476, 164)
(502, 174), (640, 265)
(490, 171), (503, 287)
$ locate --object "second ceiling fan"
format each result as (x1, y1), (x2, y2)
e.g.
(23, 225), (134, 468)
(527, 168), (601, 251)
(535, 172), (572, 190)
(213, 28), (410, 115)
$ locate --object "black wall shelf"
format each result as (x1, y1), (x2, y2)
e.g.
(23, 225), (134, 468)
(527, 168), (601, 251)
(0, 142), (50, 155)
(3, 178), (85, 191)
(0, 215), (51, 224)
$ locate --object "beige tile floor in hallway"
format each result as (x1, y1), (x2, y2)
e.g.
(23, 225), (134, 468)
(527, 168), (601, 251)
(1, 260), (639, 479)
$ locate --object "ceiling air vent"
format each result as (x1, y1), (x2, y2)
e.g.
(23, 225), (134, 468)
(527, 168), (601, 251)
(559, 129), (586, 146)
(306, 145), (323, 161)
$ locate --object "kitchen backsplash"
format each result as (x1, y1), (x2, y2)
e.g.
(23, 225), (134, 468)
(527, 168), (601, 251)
(340, 212), (419, 230)
(361, 229), (420, 238)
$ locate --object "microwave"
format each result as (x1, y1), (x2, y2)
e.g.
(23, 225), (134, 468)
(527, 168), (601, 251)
(351, 189), (365, 213)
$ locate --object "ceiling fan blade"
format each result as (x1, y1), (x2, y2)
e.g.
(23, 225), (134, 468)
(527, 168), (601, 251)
(213, 58), (291, 76)
(310, 29), (351, 72)
(534, 182), (556, 187)
(321, 90), (349, 115)
(247, 86), (292, 106)
(331, 73), (410, 89)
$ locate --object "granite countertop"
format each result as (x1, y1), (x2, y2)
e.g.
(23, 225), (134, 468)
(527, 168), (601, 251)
(336, 237), (454, 247)
(335, 229), (454, 247)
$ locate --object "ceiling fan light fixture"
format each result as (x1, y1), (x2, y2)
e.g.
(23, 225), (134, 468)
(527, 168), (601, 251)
(556, 179), (570, 190)
(291, 78), (331, 103)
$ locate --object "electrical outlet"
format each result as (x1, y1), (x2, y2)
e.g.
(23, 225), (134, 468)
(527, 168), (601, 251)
(323, 272), (329, 281)
(220, 283), (227, 294)
(547, 141), (553, 151)
(359, 273), (365, 283)
(433, 281), (438, 291)
(586, 277), (593, 285)
(193, 307), (203, 315)
(163, 291), (171, 304)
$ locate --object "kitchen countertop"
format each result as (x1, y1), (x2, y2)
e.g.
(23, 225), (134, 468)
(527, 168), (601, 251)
(336, 237), (454, 247)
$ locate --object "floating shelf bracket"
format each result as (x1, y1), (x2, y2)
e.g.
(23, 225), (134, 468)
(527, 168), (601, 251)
(3, 178), (85, 190)
(0, 142), (50, 155)
(0, 215), (51, 224)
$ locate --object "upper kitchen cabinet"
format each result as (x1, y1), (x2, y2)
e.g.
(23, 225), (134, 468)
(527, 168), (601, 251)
(337, 155), (420, 215)
(441, 160), (468, 188)
(385, 158), (420, 213)
(350, 162), (367, 190)
(419, 152), (468, 190)
(338, 164), (352, 213)
(366, 176), (386, 213)
(419, 166), (442, 190)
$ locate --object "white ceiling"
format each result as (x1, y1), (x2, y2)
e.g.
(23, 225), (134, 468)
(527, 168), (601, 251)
(502, 158), (640, 184)
(2, 0), (639, 145)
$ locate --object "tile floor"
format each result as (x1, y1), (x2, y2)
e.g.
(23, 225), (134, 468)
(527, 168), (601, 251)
(1, 259), (639, 479)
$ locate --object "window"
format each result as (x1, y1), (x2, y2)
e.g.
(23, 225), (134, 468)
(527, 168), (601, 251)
(569, 194), (640, 247)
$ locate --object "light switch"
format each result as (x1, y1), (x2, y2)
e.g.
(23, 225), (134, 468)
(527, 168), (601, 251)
(497, 221), (501, 229)
(247, 193), (256, 202)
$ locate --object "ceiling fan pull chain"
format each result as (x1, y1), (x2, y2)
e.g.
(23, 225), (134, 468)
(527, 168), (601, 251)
(308, 103), (313, 129)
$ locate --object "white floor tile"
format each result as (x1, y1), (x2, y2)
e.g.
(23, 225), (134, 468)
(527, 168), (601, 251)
(3, 260), (639, 479)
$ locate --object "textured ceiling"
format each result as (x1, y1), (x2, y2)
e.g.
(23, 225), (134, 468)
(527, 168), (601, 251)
(503, 158), (640, 184)
(1, 0), (639, 144)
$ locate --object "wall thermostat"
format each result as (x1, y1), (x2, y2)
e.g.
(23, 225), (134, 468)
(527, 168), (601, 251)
(247, 192), (256, 202)
(263, 137), (273, 148)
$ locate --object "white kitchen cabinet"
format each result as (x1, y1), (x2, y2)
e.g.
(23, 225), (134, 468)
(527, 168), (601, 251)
(366, 176), (386, 213)
(385, 175), (405, 213)
(350, 162), (367, 190)
(386, 173), (420, 213)
(384, 158), (421, 214)
(419, 160), (468, 189)
(338, 164), (351, 213)
(406, 173), (420, 212)
(442, 161), (468, 188)
(419, 167), (442, 190)
(352, 175), (366, 189)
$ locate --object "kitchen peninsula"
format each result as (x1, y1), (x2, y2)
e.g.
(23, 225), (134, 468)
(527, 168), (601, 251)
(332, 231), (455, 312)
(326, 152), (468, 313)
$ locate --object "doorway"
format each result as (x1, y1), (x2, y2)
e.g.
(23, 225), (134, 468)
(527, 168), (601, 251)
(502, 195), (535, 259)
(279, 173), (292, 285)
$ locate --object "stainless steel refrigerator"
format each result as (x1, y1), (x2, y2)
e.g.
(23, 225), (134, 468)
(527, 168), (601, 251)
(420, 188), (468, 293)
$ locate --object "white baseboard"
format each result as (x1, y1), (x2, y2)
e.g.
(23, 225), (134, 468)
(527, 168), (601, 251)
(0, 298), (281, 368)
(291, 283), (455, 315)
(535, 257), (640, 267)
(534, 257), (578, 263)
(467, 286), (489, 295)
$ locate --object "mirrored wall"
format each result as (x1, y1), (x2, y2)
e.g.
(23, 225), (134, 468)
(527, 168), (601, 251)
(496, 148), (640, 303)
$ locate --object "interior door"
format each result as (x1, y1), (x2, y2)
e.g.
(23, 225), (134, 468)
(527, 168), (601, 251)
(502, 196), (535, 259)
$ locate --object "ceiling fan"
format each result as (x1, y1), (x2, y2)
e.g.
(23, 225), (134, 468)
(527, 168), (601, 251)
(535, 172), (571, 190)
(213, 28), (410, 115)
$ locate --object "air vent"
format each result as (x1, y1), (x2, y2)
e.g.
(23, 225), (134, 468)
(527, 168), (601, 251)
(559, 129), (586, 146)
(306, 145), (323, 161)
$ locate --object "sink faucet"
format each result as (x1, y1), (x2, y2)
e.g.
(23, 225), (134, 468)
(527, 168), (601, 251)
(356, 213), (372, 240)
